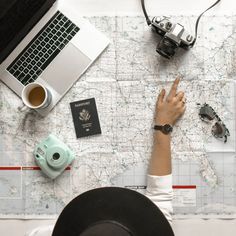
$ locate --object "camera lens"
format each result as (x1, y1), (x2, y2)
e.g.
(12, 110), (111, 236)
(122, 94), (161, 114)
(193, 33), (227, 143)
(156, 37), (178, 59)
(53, 152), (60, 160)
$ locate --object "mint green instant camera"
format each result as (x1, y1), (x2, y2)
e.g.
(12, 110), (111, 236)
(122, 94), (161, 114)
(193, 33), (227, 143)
(33, 134), (75, 179)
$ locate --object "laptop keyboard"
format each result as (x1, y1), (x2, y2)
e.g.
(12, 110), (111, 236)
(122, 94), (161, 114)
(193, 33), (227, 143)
(7, 11), (80, 86)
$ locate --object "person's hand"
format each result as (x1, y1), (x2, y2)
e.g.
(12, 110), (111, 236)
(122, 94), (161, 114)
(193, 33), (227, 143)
(155, 78), (186, 126)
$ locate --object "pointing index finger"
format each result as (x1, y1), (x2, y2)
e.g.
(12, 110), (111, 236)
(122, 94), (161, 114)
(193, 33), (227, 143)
(168, 77), (180, 98)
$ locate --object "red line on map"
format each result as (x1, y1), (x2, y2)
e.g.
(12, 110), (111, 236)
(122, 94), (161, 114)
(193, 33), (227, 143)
(0, 167), (21, 170)
(0, 166), (71, 170)
(22, 167), (41, 170)
(173, 185), (196, 189)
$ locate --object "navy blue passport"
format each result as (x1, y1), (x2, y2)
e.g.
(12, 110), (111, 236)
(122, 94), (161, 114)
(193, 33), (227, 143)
(70, 98), (101, 138)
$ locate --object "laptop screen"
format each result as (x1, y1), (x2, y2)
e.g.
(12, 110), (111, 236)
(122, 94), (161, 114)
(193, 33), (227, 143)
(0, 0), (56, 64)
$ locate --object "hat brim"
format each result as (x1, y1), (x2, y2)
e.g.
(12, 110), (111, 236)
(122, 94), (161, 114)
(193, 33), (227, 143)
(52, 187), (174, 236)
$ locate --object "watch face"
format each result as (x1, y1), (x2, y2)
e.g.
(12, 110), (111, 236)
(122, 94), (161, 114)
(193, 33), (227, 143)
(163, 124), (173, 134)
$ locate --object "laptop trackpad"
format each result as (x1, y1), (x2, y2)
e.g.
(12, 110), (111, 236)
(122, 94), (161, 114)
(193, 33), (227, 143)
(41, 43), (91, 94)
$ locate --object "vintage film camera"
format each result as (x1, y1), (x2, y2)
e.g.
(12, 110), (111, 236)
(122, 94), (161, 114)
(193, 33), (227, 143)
(34, 134), (75, 179)
(141, 0), (221, 59)
(151, 16), (194, 59)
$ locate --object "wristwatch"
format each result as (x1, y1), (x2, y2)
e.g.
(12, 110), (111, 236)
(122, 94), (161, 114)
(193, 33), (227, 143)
(154, 124), (173, 134)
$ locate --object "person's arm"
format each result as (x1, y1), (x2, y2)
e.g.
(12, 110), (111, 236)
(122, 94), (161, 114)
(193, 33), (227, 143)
(26, 225), (54, 236)
(149, 77), (186, 176)
(145, 78), (186, 224)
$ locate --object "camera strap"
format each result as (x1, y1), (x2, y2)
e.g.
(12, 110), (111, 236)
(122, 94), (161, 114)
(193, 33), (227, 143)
(141, 0), (152, 25)
(141, 0), (221, 46)
(191, 0), (221, 47)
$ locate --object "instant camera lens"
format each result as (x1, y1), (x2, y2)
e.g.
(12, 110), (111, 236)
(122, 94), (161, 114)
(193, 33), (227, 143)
(156, 37), (178, 59)
(53, 152), (60, 160)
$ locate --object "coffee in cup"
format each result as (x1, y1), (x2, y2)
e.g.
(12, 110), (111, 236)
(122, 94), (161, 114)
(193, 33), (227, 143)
(21, 83), (51, 109)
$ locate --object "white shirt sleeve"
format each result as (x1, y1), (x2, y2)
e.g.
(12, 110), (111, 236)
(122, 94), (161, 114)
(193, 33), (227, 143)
(145, 174), (173, 224)
(25, 225), (54, 236)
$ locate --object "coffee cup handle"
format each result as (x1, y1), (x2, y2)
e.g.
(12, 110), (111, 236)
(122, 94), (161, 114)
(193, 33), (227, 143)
(18, 104), (31, 112)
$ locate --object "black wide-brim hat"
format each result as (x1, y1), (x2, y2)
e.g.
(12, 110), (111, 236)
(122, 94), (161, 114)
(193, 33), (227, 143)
(52, 187), (174, 236)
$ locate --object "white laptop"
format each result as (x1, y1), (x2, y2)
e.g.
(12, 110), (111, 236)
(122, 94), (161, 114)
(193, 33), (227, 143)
(0, 0), (109, 116)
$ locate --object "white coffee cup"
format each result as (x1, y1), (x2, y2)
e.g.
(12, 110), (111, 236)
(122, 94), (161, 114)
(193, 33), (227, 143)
(21, 82), (52, 110)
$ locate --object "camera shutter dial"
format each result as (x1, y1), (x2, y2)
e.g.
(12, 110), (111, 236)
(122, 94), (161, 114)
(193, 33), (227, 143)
(165, 22), (172, 30)
(46, 146), (67, 169)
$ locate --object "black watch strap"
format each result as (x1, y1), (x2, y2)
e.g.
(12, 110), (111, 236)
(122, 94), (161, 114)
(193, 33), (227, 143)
(154, 124), (173, 134)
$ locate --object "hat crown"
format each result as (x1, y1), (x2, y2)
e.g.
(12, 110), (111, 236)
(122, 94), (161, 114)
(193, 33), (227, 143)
(80, 221), (133, 236)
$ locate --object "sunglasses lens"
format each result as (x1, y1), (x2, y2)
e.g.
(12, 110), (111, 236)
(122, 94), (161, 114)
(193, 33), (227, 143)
(212, 122), (224, 138)
(199, 104), (215, 120)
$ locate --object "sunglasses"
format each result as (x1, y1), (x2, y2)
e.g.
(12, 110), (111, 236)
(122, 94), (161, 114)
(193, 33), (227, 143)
(198, 103), (230, 143)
